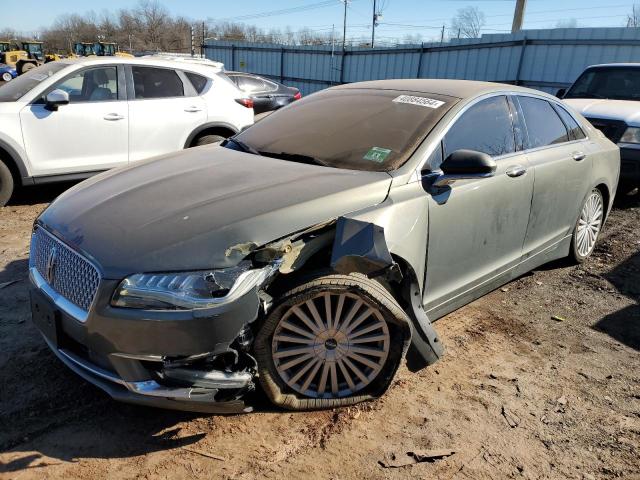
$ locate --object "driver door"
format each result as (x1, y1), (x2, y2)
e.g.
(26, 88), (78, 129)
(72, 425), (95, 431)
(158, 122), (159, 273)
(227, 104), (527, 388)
(423, 95), (534, 318)
(19, 65), (128, 176)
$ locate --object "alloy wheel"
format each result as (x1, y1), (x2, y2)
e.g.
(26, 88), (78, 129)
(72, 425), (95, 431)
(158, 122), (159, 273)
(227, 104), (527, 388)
(576, 190), (603, 257)
(271, 291), (390, 399)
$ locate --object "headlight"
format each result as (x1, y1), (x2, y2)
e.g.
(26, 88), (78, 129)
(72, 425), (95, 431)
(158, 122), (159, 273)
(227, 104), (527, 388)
(620, 127), (640, 144)
(111, 261), (276, 310)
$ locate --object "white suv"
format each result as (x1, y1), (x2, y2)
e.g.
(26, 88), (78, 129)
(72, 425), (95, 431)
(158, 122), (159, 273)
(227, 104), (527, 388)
(0, 57), (254, 205)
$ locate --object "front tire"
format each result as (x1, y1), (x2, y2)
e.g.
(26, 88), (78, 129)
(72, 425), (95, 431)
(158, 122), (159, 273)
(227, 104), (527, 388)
(570, 188), (604, 263)
(0, 161), (14, 207)
(254, 273), (409, 411)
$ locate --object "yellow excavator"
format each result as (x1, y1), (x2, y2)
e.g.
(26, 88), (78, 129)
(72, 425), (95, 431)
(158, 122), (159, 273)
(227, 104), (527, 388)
(0, 40), (59, 75)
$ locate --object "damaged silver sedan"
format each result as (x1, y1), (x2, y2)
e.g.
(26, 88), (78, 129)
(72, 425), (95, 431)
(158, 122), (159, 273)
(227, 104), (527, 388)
(29, 79), (620, 413)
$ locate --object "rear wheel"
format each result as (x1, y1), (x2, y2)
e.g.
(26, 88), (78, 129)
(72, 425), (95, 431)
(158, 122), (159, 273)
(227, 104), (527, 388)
(570, 188), (604, 262)
(0, 161), (14, 207)
(20, 63), (35, 74)
(193, 134), (225, 147)
(1, 72), (12, 82)
(255, 273), (408, 411)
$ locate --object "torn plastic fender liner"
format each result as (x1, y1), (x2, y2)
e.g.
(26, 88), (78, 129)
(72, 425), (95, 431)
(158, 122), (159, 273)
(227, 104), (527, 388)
(330, 217), (443, 371)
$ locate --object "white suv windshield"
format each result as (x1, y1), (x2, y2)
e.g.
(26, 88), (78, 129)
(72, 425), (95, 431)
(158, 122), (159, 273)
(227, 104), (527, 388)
(565, 67), (640, 101)
(0, 63), (68, 102)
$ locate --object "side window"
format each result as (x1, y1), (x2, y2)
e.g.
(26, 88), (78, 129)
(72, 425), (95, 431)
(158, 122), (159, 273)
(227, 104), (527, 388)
(54, 67), (117, 103)
(238, 75), (266, 93)
(132, 66), (184, 99)
(518, 97), (569, 148)
(185, 71), (208, 94)
(553, 104), (586, 141)
(444, 96), (515, 158)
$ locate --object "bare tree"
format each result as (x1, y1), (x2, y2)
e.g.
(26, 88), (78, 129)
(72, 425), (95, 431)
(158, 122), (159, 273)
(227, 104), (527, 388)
(556, 19), (578, 29)
(450, 6), (486, 39)
(627, 4), (640, 27)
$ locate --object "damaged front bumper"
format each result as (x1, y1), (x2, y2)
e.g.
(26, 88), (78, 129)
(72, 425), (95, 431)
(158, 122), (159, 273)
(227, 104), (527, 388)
(29, 266), (269, 414)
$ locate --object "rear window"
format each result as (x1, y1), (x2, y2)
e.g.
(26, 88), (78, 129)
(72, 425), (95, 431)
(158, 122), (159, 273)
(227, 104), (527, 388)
(132, 66), (184, 99)
(233, 88), (456, 172)
(185, 71), (208, 94)
(519, 97), (569, 149)
(0, 62), (68, 102)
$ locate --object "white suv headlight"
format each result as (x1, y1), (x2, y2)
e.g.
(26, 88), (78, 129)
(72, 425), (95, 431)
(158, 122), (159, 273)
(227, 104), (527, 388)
(111, 262), (276, 310)
(620, 127), (640, 144)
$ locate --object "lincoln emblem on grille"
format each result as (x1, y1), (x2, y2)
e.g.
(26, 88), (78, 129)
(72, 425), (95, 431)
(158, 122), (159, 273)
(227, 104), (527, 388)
(46, 246), (58, 284)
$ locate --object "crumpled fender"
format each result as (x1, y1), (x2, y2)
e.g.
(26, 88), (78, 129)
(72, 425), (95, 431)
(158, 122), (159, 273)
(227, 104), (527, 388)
(329, 217), (443, 370)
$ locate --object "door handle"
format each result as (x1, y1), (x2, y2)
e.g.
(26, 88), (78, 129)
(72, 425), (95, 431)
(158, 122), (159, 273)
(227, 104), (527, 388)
(505, 165), (527, 178)
(572, 151), (587, 161)
(184, 106), (202, 113)
(103, 113), (125, 121)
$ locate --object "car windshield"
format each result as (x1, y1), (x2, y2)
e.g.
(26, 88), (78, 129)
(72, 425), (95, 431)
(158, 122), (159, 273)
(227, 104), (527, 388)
(0, 62), (68, 102)
(564, 67), (640, 101)
(230, 88), (457, 172)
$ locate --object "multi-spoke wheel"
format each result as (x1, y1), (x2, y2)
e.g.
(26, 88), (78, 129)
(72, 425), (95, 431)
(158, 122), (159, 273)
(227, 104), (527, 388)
(571, 188), (604, 262)
(255, 273), (410, 410)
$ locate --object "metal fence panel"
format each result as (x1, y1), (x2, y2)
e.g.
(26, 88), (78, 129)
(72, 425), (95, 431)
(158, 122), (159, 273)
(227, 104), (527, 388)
(204, 27), (640, 96)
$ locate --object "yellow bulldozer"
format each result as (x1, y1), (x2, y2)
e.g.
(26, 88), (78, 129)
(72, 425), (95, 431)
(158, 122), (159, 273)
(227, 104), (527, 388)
(0, 40), (59, 75)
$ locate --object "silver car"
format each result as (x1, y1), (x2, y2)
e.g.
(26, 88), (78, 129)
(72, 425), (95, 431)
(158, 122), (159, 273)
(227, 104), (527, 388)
(29, 80), (619, 413)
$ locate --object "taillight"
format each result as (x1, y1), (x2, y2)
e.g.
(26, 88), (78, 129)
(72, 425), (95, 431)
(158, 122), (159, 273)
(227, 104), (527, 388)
(235, 98), (254, 109)
(293, 91), (302, 100)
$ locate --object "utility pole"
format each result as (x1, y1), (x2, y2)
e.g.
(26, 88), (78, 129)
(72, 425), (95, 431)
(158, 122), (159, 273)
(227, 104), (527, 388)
(342, 0), (348, 51)
(371, 0), (377, 48)
(190, 25), (195, 57)
(201, 21), (206, 57)
(511, 0), (527, 33)
(440, 24), (445, 45)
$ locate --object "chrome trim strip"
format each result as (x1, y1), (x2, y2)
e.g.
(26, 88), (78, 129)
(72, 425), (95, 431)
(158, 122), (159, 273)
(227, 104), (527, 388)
(30, 267), (89, 322)
(57, 346), (126, 385)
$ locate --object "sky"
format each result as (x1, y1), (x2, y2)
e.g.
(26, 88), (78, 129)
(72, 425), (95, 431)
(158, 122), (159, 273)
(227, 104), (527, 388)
(8, 0), (639, 43)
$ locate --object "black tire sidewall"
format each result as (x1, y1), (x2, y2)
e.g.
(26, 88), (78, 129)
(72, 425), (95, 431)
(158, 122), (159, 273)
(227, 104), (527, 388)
(0, 161), (14, 207)
(254, 273), (409, 411)
(570, 188), (603, 263)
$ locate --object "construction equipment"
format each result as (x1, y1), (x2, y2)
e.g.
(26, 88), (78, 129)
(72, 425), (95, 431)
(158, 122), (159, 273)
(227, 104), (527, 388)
(0, 41), (50, 75)
(72, 41), (133, 58)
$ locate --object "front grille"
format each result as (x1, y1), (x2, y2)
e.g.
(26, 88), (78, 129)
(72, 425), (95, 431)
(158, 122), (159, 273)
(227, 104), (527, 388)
(585, 117), (627, 143)
(30, 227), (101, 312)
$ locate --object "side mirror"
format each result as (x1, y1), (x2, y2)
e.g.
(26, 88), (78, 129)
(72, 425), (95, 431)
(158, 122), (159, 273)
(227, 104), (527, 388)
(45, 89), (69, 111)
(432, 149), (496, 187)
(556, 88), (566, 98)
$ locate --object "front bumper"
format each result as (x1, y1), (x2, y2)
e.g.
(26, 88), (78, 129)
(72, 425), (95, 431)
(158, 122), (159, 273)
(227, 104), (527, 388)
(29, 267), (263, 414)
(619, 144), (640, 184)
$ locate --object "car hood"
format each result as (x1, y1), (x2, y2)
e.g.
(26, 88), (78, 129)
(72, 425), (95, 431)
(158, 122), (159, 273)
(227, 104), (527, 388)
(563, 98), (640, 126)
(38, 146), (392, 279)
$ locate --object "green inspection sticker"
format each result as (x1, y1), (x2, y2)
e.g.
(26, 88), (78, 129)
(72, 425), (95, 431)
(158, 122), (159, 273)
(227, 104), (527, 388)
(363, 147), (392, 163)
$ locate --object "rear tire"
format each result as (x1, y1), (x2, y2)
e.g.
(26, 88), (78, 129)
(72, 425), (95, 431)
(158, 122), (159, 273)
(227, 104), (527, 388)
(0, 161), (15, 207)
(254, 273), (409, 411)
(570, 188), (604, 263)
(1, 72), (12, 82)
(192, 134), (225, 147)
(20, 63), (35, 74)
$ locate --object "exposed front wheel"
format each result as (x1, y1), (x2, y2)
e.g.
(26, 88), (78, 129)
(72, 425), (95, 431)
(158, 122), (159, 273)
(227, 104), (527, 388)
(254, 273), (409, 411)
(570, 188), (604, 262)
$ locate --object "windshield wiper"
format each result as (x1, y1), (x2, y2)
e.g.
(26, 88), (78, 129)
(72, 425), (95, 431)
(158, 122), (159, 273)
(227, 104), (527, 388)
(259, 151), (328, 167)
(226, 137), (261, 156)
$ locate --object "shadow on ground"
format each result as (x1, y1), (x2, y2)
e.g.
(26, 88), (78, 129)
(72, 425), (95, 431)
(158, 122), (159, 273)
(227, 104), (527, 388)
(8, 182), (80, 207)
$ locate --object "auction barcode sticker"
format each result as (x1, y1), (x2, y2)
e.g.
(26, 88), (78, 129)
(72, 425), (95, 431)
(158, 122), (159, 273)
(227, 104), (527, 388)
(393, 95), (445, 109)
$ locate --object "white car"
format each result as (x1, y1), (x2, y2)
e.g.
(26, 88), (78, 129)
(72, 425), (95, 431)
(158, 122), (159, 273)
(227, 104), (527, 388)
(561, 63), (640, 194)
(0, 57), (255, 206)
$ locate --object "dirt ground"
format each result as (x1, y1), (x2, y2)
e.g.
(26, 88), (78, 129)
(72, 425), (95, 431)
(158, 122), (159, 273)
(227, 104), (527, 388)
(0, 183), (638, 480)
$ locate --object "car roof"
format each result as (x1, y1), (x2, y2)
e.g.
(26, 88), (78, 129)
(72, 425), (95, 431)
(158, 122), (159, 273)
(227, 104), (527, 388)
(585, 63), (640, 69)
(58, 56), (224, 77)
(333, 79), (548, 100)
